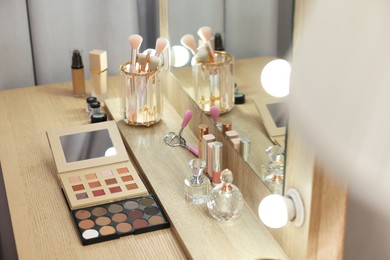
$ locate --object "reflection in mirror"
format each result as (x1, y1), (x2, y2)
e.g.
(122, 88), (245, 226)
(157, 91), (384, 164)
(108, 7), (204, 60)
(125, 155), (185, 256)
(60, 129), (116, 163)
(166, 0), (293, 193)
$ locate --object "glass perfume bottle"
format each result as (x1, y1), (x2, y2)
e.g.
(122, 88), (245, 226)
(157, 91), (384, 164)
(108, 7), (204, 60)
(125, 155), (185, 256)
(260, 145), (285, 194)
(184, 159), (210, 204)
(207, 169), (244, 221)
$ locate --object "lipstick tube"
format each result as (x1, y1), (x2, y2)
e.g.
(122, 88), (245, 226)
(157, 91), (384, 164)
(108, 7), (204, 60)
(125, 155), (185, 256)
(212, 142), (223, 185)
(198, 124), (209, 159)
(240, 137), (251, 162)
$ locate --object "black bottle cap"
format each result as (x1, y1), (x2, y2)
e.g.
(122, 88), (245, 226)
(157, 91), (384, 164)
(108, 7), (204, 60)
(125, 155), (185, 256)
(86, 96), (97, 104)
(214, 33), (224, 51)
(235, 92), (245, 104)
(91, 112), (107, 123)
(71, 50), (84, 69)
(90, 101), (101, 109)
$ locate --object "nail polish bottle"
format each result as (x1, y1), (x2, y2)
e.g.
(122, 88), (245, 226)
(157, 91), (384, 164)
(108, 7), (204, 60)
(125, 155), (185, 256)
(184, 159), (210, 205)
(71, 49), (86, 97)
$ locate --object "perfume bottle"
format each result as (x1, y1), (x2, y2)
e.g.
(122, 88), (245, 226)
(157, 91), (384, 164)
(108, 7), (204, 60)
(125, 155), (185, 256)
(260, 145), (285, 194)
(207, 169), (244, 222)
(184, 159), (210, 204)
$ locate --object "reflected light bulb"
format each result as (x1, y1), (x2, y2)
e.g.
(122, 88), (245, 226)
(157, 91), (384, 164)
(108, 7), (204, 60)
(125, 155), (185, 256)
(260, 59), (291, 97)
(171, 45), (190, 67)
(105, 147), (117, 157)
(258, 188), (304, 229)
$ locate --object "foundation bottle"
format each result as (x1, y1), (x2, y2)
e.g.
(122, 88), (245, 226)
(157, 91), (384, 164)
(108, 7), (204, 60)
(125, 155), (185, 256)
(71, 50), (86, 97)
(89, 50), (108, 101)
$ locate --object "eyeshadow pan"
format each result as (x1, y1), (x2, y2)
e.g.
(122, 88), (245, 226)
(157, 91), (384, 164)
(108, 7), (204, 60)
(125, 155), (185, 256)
(76, 192), (88, 200)
(144, 206), (159, 216)
(101, 170), (113, 177)
(92, 207), (107, 217)
(133, 218), (148, 229)
(126, 183), (138, 190)
(128, 209), (143, 219)
(82, 229), (99, 240)
(116, 222), (132, 233)
(105, 178), (117, 185)
(75, 210), (91, 220)
(112, 213), (127, 223)
(149, 215), (165, 225)
(92, 189), (105, 197)
(72, 184), (85, 192)
(85, 173), (97, 180)
(123, 201), (139, 210)
(95, 216), (111, 226)
(100, 226), (116, 236)
(121, 175), (134, 182)
(88, 181), (101, 188)
(79, 219), (95, 230)
(117, 167), (129, 174)
(69, 176), (81, 183)
(108, 204), (123, 213)
(109, 186), (122, 194)
(139, 198), (154, 207)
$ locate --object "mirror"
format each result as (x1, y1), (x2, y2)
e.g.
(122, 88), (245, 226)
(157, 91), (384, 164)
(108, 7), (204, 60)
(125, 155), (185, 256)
(165, 0), (294, 192)
(60, 129), (116, 163)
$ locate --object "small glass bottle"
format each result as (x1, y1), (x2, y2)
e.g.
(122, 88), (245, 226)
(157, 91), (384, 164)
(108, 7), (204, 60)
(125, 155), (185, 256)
(86, 96), (97, 113)
(260, 145), (285, 194)
(89, 101), (101, 115)
(207, 169), (244, 222)
(184, 159), (210, 204)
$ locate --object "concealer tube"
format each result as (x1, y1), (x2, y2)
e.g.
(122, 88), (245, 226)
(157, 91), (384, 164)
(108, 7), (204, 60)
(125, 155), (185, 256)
(71, 49), (86, 97)
(89, 50), (108, 101)
(198, 124), (209, 159)
(212, 142), (223, 185)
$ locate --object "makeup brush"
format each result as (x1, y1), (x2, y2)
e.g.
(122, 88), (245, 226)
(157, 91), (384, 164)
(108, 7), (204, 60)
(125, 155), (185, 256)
(129, 34), (143, 73)
(180, 34), (197, 55)
(154, 37), (169, 56)
(210, 106), (220, 125)
(197, 26), (215, 61)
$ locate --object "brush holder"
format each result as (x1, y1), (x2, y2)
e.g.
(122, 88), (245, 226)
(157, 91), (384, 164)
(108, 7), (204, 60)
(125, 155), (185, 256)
(120, 62), (162, 126)
(192, 51), (235, 114)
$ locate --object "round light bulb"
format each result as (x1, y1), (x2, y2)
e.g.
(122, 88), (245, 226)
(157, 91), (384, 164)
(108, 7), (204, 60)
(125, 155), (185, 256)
(105, 147), (117, 157)
(260, 59), (291, 97)
(258, 194), (293, 228)
(171, 45), (190, 67)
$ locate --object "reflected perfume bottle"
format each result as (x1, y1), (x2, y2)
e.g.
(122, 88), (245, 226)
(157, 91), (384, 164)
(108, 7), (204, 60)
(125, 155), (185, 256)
(184, 159), (210, 204)
(260, 145), (285, 194)
(207, 169), (244, 222)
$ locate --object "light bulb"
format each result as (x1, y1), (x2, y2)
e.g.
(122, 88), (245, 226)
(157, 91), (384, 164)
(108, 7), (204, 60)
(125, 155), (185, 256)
(260, 59), (291, 97)
(171, 45), (190, 67)
(258, 188), (304, 228)
(105, 147), (117, 157)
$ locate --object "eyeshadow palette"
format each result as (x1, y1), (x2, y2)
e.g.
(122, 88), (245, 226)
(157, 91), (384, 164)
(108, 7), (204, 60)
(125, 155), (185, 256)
(72, 194), (170, 245)
(60, 162), (148, 209)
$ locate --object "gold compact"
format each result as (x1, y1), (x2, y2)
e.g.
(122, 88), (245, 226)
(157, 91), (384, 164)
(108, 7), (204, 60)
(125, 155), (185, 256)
(47, 121), (148, 210)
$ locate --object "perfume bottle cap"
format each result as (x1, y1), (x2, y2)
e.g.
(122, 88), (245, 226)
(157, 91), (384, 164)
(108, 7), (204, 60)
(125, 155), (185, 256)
(189, 159), (206, 185)
(71, 50), (84, 69)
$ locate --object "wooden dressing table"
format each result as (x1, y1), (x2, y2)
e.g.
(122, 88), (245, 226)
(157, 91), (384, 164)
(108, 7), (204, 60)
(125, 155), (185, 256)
(0, 58), (289, 259)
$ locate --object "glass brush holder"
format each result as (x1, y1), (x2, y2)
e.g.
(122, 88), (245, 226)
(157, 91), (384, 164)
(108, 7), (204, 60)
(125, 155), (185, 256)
(120, 62), (162, 126)
(192, 51), (235, 114)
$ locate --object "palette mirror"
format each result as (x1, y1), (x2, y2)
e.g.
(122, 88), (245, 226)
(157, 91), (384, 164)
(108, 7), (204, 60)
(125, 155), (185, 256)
(164, 0), (294, 192)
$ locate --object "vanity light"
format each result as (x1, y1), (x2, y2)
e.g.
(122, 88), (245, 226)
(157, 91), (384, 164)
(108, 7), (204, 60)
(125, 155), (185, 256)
(258, 188), (304, 228)
(260, 59), (291, 97)
(171, 45), (190, 67)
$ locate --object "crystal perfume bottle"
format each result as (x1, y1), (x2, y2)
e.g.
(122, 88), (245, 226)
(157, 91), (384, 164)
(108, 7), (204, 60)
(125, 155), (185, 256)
(207, 169), (244, 221)
(184, 159), (211, 204)
(260, 145), (285, 194)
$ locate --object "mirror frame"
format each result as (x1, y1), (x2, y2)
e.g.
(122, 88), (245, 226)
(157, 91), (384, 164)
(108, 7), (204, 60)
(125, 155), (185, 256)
(159, 0), (347, 259)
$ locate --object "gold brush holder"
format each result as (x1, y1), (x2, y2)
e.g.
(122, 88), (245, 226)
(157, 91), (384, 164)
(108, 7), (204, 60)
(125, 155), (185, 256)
(120, 62), (162, 126)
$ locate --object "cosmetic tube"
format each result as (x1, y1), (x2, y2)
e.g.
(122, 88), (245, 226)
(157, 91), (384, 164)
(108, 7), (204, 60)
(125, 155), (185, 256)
(198, 124), (209, 159)
(71, 50), (86, 97)
(221, 121), (232, 136)
(89, 50), (108, 101)
(202, 134), (215, 174)
(240, 138), (251, 162)
(212, 142), (223, 185)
